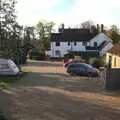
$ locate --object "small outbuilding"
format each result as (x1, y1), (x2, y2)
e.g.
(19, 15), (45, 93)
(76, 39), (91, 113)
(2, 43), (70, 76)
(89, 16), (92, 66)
(0, 59), (20, 75)
(106, 43), (120, 68)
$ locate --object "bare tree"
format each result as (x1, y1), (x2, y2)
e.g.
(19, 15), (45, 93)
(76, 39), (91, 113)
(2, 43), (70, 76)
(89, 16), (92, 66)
(81, 20), (94, 29)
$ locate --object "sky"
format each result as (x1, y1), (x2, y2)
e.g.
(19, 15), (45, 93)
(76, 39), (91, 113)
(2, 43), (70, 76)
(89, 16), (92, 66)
(16, 0), (120, 29)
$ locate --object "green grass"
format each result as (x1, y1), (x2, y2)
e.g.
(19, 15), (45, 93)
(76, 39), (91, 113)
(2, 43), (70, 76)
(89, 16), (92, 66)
(0, 73), (26, 90)
(0, 81), (9, 89)
(0, 76), (19, 90)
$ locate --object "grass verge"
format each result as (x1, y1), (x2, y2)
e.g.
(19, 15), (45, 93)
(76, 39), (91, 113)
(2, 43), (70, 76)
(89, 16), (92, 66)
(0, 75), (19, 90)
(0, 72), (26, 91)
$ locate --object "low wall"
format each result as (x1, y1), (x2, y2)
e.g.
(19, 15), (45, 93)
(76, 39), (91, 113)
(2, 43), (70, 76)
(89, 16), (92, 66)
(100, 68), (107, 89)
(101, 68), (120, 90)
(106, 69), (120, 90)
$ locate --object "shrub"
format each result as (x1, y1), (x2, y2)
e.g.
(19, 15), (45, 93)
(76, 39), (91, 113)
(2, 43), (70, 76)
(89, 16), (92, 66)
(89, 57), (104, 68)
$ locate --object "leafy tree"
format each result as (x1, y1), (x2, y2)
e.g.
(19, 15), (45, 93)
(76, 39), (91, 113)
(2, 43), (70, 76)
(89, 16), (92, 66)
(23, 26), (35, 45)
(0, 0), (20, 57)
(0, 0), (17, 48)
(0, 0), (30, 65)
(36, 20), (54, 51)
(106, 25), (120, 44)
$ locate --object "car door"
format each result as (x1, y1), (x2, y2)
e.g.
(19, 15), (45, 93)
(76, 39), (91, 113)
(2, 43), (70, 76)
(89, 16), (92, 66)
(70, 64), (77, 73)
(77, 65), (86, 75)
(73, 64), (80, 74)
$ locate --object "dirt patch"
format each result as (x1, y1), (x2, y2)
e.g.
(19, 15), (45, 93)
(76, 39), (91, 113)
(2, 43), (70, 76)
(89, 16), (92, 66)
(0, 60), (120, 120)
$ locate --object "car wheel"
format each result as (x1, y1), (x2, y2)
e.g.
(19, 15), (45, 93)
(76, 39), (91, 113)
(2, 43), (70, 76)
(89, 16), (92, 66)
(69, 72), (73, 76)
(69, 72), (75, 76)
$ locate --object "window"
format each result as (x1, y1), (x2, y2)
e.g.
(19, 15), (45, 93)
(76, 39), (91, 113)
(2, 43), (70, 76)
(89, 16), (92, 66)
(82, 42), (87, 46)
(114, 57), (116, 67)
(0, 64), (9, 69)
(70, 64), (78, 68)
(56, 42), (60, 46)
(68, 42), (70, 46)
(108, 56), (112, 68)
(79, 66), (86, 72)
(94, 42), (97, 47)
(74, 42), (77, 46)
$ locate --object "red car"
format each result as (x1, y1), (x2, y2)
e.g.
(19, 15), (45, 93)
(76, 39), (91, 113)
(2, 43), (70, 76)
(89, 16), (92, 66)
(64, 58), (85, 67)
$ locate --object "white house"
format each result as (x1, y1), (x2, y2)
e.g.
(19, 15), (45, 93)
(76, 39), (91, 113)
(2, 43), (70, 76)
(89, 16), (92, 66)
(51, 28), (113, 58)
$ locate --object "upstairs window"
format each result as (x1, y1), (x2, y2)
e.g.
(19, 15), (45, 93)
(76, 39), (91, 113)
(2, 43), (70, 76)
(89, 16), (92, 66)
(56, 42), (60, 46)
(68, 42), (70, 46)
(74, 42), (77, 46)
(82, 42), (87, 46)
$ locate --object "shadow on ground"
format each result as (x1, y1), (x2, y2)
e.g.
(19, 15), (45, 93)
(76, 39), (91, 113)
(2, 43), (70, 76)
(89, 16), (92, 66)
(14, 72), (102, 93)
(24, 60), (63, 67)
(0, 72), (120, 120)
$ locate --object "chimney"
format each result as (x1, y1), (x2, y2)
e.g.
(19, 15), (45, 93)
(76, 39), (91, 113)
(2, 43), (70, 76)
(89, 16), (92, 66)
(97, 24), (100, 33)
(58, 23), (65, 33)
(101, 24), (104, 32)
(61, 23), (64, 29)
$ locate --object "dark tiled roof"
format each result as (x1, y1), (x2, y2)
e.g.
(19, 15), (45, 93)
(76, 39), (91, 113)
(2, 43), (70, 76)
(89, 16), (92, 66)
(51, 30), (97, 42)
(59, 28), (91, 33)
(108, 43), (120, 56)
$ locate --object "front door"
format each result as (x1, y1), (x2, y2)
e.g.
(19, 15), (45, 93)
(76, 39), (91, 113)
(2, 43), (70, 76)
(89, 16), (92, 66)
(55, 50), (61, 58)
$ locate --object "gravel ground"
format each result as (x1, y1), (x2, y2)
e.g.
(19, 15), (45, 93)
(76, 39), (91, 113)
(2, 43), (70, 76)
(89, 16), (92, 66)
(0, 60), (120, 120)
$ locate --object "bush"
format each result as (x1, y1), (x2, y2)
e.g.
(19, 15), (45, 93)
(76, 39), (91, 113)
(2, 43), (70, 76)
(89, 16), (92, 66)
(89, 57), (104, 68)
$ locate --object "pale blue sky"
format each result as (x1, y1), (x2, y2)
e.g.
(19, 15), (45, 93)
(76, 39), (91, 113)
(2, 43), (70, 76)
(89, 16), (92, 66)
(16, 0), (120, 28)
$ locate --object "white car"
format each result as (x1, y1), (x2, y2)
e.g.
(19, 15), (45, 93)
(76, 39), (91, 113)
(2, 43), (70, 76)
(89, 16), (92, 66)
(0, 59), (20, 75)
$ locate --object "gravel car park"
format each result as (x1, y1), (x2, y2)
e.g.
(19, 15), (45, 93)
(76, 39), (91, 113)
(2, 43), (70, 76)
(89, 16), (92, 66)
(0, 60), (120, 120)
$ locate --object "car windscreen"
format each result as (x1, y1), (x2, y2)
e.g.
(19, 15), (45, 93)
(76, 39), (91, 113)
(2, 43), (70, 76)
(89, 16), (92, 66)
(68, 63), (82, 68)
(82, 63), (93, 69)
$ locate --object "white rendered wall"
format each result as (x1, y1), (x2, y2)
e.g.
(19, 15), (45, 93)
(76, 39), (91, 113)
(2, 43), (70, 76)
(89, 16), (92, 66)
(90, 33), (112, 47)
(51, 42), (86, 58)
(51, 33), (113, 58)
(100, 42), (113, 57)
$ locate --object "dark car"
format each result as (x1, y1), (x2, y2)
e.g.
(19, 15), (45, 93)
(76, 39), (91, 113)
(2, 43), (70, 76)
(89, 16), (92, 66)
(29, 51), (45, 60)
(67, 63), (99, 77)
